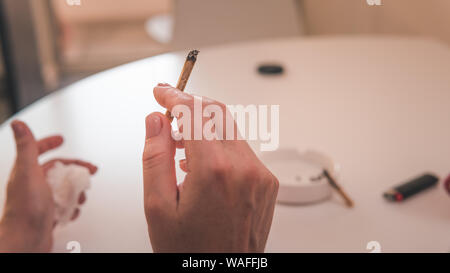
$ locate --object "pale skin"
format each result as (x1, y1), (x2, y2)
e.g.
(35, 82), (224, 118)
(143, 83), (279, 252)
(0, 84), (279, 252)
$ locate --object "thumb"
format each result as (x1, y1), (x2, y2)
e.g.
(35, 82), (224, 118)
(142, 112), (178, 207)
(11, 120), (39, 168)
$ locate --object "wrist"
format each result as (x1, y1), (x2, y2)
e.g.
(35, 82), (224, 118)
(0, 215), (51, 253)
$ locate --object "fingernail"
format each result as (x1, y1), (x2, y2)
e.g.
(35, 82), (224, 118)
(158, 83), (170, 87)
(146, 114), (162, 139)
(11, 121), (26, 138)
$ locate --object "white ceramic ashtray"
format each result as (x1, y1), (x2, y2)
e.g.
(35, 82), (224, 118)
(259, 148), (340, 205)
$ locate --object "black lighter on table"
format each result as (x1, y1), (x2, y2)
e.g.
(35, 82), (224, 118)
(383, 173), (439, 202)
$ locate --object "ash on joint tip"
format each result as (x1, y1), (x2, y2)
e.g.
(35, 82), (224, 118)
(187, 50), (200, 61)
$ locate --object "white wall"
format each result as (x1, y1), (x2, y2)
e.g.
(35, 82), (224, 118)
(172, 0), (304, 49)
(52, 0), (171, 23)
(303, 0), (450, 45)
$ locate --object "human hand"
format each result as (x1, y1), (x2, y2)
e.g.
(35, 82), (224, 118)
(0, 121), (97, 253)
(142, 84), (279, 252)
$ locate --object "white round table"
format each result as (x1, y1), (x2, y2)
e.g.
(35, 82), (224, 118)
(1, 37), (450, 253)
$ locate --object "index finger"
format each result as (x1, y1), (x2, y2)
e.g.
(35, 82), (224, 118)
(153, 85), (226, 169)
(153, 85), (194, 112)
(153, 85), (230, 140)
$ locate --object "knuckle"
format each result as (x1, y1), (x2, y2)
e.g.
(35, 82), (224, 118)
(241, 164), (262, 182)
(142, 145), (168, 170)
(273, 175), (280, 190)
(241, 198), (255, 213)
(263, 172), (279, 193)
(144, 199), (165, 219)
(242, 165), (278, 192)
(268, 174), (280, 195)
(142, 153), (165, 170)
(208, 160), (232, 182)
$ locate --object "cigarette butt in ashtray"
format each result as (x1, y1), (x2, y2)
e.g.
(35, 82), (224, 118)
(260, 149), (336, 205)
(47, 162), (93, 225)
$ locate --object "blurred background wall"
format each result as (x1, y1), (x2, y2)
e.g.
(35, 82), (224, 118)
(52, 0), (171, 75)
(303, 0), (450, 45)
(0, 0), (449, 122)
(49, 0), (450, 77)
(51, 0), (303, 75)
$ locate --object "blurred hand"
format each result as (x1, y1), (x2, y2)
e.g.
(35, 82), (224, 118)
(0, 121), (97, 253)
(142, 84), (279, 252)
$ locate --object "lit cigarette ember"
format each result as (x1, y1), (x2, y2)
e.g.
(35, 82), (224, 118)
(165, 50), (200, 122)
